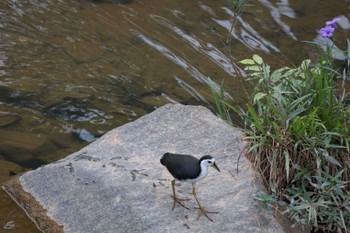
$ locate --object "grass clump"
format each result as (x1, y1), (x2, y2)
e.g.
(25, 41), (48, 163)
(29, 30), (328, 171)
(209, 38), (350, 232)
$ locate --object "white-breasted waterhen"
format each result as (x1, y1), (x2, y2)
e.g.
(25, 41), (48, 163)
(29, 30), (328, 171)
(160, 152), (220, 221)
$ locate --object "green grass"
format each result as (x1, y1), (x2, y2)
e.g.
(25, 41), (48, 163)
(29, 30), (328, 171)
(209, 51), (350, 232)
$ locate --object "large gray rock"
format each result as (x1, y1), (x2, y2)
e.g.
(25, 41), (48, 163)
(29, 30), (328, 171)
(3, 104), (286, 233)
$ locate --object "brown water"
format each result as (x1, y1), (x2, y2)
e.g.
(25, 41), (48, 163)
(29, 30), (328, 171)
(0, 0), (349, 231)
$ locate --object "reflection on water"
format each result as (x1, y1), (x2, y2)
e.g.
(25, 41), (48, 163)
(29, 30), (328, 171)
(0, 0), (349, 230)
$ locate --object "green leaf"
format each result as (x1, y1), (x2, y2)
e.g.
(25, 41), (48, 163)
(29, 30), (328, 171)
(253, 92), (267, 102)
(284, 150), (290, 181)
(324, 153), (342, 167)
(244, 65), (260, 72)
(246, 104), (265, 133)
(208, 78), (225, 119)
(300, 59), (311, 70)
(334, 169), (345, 180)
(253, 54), (263, 65)
(270, 67), (288, 83)
(239, 59), (255, 65)
(262, 63), (271, 78)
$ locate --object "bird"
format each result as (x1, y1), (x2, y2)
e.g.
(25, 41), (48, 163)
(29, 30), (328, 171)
(160, 152), (220, 221)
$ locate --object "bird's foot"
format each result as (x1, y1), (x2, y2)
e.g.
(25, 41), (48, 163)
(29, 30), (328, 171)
(172, 196), (190, 210)
(195, 206), (219, 222)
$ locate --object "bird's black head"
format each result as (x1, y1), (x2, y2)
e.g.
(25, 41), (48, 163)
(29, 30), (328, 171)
(200, 155), (214, 161)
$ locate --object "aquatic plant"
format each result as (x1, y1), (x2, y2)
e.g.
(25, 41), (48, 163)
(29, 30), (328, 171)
(209, 17), (350, 232)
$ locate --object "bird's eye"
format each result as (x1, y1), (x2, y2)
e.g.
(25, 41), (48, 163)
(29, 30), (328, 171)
(208, 161), (213, 164)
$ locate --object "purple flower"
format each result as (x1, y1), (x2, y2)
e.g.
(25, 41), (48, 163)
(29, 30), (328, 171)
(326, 17), (341, 28)
(320, 25), (335, 38)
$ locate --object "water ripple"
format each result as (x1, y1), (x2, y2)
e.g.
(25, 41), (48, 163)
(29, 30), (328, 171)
(150, 14), (245, 77)
(174, 76), (210, 104)
(131, 30), (233, 101)
(216, 7), (280, 53)
(258, 0), (297, 40)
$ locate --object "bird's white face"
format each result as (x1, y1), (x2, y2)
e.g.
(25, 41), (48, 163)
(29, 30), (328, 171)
(201, 157), (220, 172)
(190, 157), (220, 183)
(201, 158), (216, 167)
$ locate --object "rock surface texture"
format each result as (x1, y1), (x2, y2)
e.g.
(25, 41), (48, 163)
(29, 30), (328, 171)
(3, 104), (286, 233)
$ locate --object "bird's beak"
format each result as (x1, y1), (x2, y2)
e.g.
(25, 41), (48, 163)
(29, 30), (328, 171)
(212, 162), (220, 172)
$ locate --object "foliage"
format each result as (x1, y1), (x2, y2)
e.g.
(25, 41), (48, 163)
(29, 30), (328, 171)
(209, 49), (350, 232)
(283, 169), (350, 232)
(226, 0), (250, 43)
(227, 0), (249, 15)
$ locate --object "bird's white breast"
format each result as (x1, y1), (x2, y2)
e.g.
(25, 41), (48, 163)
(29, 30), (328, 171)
(189, 162), (209, 184)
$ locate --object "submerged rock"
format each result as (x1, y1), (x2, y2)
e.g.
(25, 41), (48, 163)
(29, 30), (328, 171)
(3, 104), (295, 233)
(0, 112), (21, 128)
(0, 129), (56, 164)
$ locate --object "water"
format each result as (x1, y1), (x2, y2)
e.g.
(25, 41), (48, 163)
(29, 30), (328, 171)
(0, 0), (349, 231)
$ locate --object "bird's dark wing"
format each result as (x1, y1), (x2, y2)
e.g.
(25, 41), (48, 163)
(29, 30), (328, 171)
(160, 153), (200, 180)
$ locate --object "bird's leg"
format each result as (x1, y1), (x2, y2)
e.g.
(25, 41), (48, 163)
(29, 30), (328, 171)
(171, 180), (190, 210)
(192, 186), (219, 222)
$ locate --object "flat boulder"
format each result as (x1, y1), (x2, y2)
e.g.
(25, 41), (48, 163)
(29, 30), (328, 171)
(3, 104), (287, 233)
